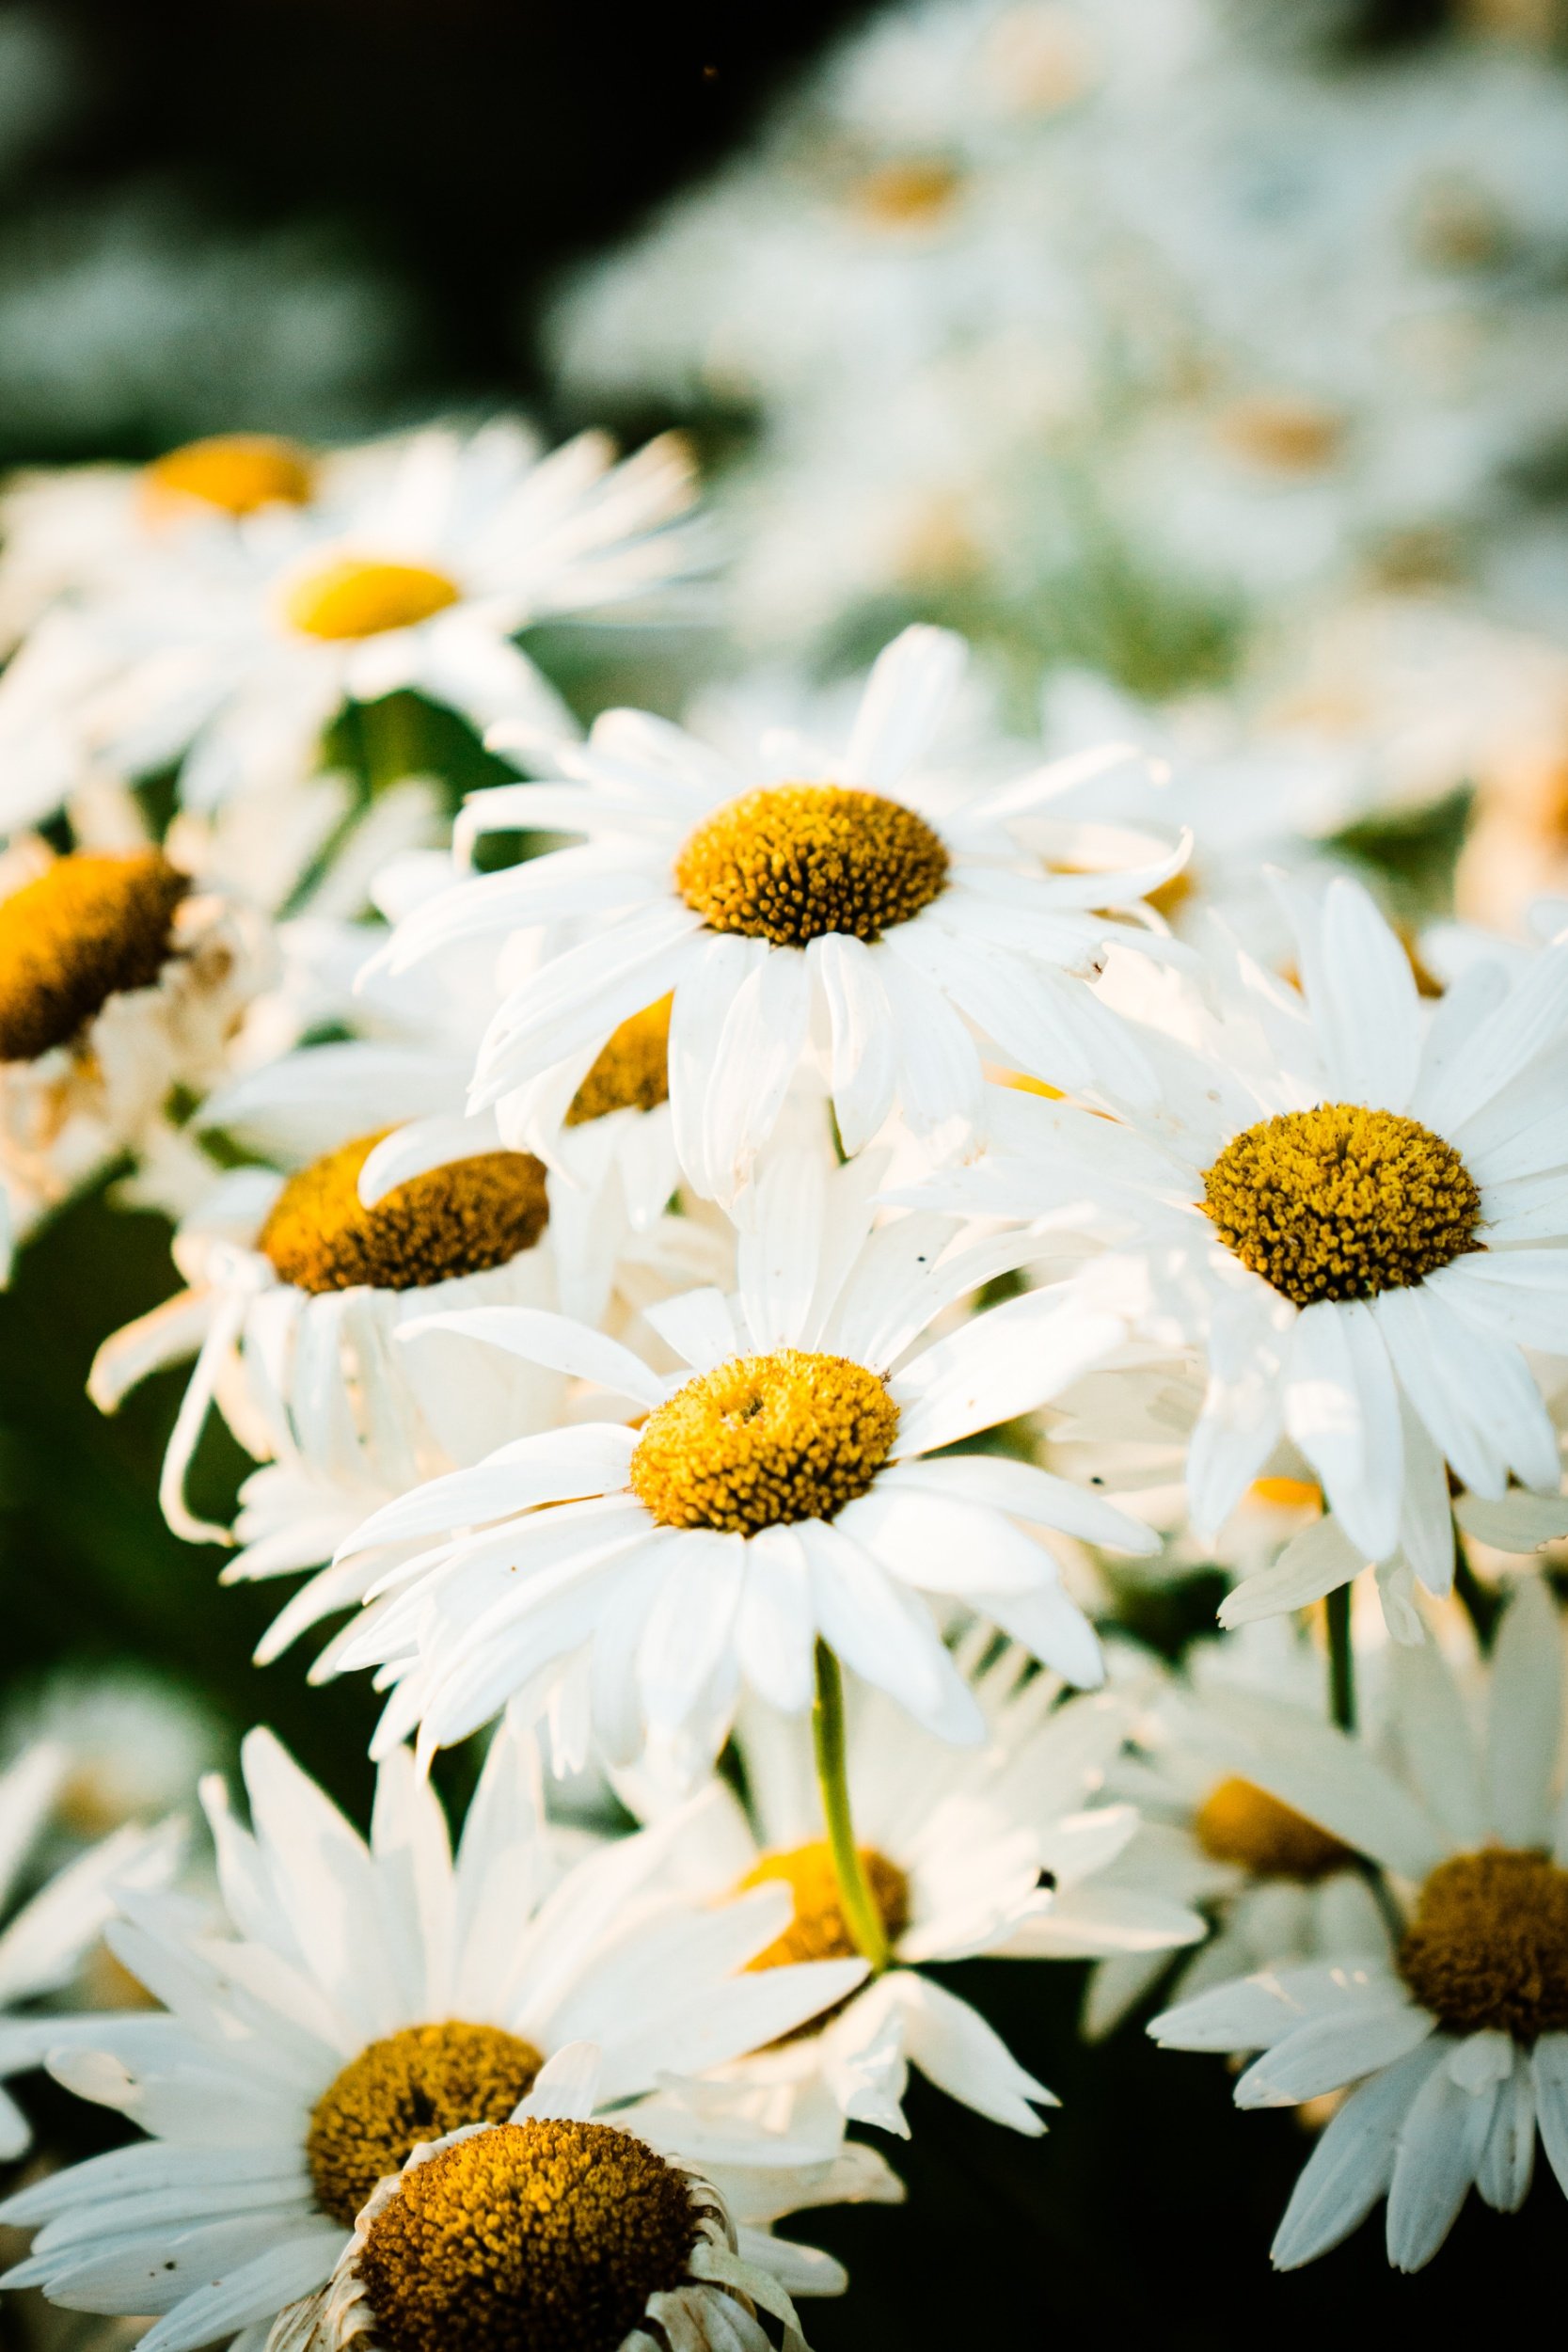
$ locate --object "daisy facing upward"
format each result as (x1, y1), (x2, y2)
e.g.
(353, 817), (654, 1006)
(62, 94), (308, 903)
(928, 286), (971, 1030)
(0, 1721), (890, 2352)
(911, 876), (1568, 1615)
(372, 622), (1187, 1203)
(328, 1146), (1155, 1784)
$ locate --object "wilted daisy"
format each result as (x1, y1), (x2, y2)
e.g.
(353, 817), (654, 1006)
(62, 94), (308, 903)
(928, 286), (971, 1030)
(636, 1634), (1204, 2137)
(0, 839), (272, 1277)
(0, 1743), (181, 2157)
(1149, 1579), (1568, 2270)
(914, 875), (1568, 1582)
(372, 623), (1182, 1201)
(266, 2041), (897, 2352)
(331, 1144), (1152, 1772)
(0, 1723), (875, 2351)
(0, 421), (698, 829)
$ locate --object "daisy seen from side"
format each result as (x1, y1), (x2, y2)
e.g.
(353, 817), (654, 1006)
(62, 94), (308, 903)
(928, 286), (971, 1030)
(631, 1631), (1206, 2139)
(1148, 1578), (1568, 2270)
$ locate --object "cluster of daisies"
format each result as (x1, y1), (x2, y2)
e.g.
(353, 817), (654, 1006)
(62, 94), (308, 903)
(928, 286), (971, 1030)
(0, 372), (1566, 2347)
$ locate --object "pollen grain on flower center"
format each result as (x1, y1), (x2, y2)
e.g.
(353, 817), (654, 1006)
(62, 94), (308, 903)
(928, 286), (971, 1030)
(145, 435), (313, 516)
(259, 1130), (549, 1295)
(1398, 1847), (1568, 2040)
(738, 1840), (910, 1969)
(1201, 1104), (1481, 1308)
(0, 850), (190, 1065)
(355, 2118), (701, 2352)
(673, 783), (949, 947)
(307, 2021), (545, 2228)
(1194, 1777), (1355, 1882)
(283, 558), (462, 641)
(628, 1348), (899, 1535)
(564, 996), (673, 1126)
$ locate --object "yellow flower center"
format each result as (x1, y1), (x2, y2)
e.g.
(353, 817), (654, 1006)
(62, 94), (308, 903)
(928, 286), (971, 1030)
(628, 1349), (899, 1535)
(259, 1131), (549, 1295)
(1247, 1477), (1323, 1512)
(307, 2022), (546, 2229)
(737, 1840), (910, 1969)
(1194, 1777), (1356, 1882)
(849, 158), (964, 228)
(1201, 1104), (1482, 1308)
(1215, 396), (1346, 475)
(1147, 866), (1196, 922)
(0, 851), (189, 1064)
(1398, 1849), (1568, 2040)
(673, 784), (949, 947)
(355, 2119), (701, 2352)
(563, 996), (673, 1127)
(144, 434), (313, 516)
(283, 559), (462, 641)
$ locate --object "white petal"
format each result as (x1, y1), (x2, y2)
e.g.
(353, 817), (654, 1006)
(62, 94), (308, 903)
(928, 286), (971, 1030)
(1530, 2034), (1568, 2197)
(1270, 2042), (1441, 2269)
(1477, 2046), (1534, 2213)
(892, 1288), (1126, 1458)
(1385, 2044), (1496, 2272)
(1486, 1577), (1563, 1849)
(892, 1971), (1053, 2135)
(1388, 1638), (1486, 1852)
(1294, 876), (1421, 1111)
(844, 626), (965, 789)
(875, 1454), (1158, 1554)
(815, 933), (898, 1157)
(1282, 1301), (1402, 1565)
(398, 1307), (667, 1409)
(1235, 2005), (1434, 2108)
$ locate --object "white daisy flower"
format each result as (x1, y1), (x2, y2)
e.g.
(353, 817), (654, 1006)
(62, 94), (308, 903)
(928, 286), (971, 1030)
(633, 1634), (1205, 2139)
(0, 421), (698, 829)
(913, 875), (1568, 1591)
(87, 1105), (707, 1657)
(0, 1724), (876, 2352)
(330, 1146), (1154, 1772)
(0, 840), (273, 1279)
(265, 2039), (898, 2352)
(0, 434), (349, 655)
(1148, 1579), (1568, 2271)
(1085, 1619), (1409, 2037)
(0, 1744), (181, 2157)
(372, 623), (1183, 1202)
(201, 847), (682, 1242)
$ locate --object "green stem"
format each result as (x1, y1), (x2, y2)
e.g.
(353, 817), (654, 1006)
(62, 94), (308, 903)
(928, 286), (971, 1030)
(1325, 1583), (1355, 1734)
(811, 1640), (891, 1972)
